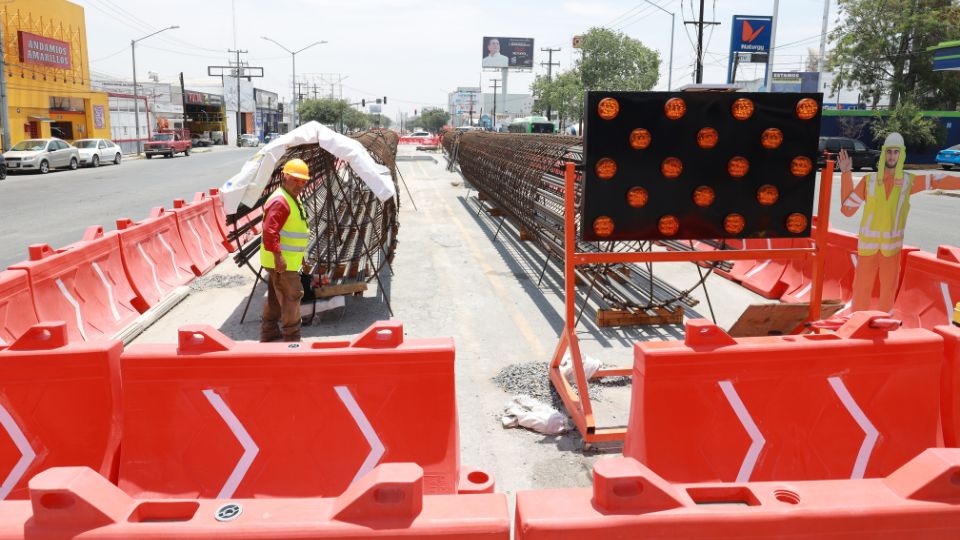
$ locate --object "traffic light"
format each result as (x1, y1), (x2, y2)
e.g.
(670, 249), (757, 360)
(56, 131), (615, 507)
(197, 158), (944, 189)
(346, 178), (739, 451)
(414, 109), (417, 115)
(361, 99), (366, 107)
(383, 96), (387, 105)
(376, 98), (382, 104)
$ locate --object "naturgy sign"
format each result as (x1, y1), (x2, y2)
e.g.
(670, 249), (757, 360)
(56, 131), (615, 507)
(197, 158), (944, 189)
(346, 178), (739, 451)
(18, 31), (71, 69)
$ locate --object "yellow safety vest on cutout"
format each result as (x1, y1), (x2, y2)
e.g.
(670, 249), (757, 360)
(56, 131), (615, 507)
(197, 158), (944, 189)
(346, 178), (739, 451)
(858, 172), (913, 257)
(260, 188), (310, 270)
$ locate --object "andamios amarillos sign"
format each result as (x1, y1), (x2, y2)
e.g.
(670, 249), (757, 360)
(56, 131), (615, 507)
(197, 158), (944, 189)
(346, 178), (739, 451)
(18, 31), (71, 69)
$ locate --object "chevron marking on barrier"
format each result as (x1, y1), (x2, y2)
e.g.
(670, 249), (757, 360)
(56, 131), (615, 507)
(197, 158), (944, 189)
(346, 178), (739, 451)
(828, 376), (878, 479)
(202, 389), (259, 499)
(54, 278), (87, 341)
(91, 262), (120, 322)
(199, 217), (219, 254)
(136, 243), (163, 296)
(157, 233), (184, 279)
(335, 386), (386, 485)
(718, 380), (765, 482)
(0, 402), (36, 500)
(941, 282), (953, 325)
(187, 220), (208, 264)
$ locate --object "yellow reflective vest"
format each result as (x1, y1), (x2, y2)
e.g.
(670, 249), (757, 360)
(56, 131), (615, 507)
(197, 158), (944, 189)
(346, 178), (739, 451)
(260, 188), (309, 270)
(858, 172), (913, 257)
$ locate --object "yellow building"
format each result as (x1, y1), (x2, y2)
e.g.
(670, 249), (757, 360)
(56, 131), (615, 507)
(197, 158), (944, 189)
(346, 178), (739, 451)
(1, 0), (111, 144)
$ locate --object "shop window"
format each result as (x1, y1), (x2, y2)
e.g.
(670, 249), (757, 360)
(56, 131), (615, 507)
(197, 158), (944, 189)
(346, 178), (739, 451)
(50, 96), (85, 112)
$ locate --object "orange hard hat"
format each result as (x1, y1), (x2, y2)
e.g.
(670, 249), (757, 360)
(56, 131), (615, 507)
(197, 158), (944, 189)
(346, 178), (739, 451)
(282, 158), (310, 181)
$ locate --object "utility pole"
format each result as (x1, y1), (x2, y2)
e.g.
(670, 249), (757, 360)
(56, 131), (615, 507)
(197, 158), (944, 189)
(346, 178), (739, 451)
(179, 72), (187, 134)
(467, 91), (477, 127)
(540, 47), (560, 121)
(0, 21), (11, 151)
(228, 48), (248, 146)
(764, 0), (780, 92)
(312, 83), (318, 100)
(489, 79), (501, 130)
(817, 0), (830, 92)
(684, 0), (720, 84)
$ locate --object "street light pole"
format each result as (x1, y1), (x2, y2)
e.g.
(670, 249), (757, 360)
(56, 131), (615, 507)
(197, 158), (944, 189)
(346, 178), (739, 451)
(261, 37), (327, 129)
(642, 0), (675, 91)
(132, 25), (179, 155)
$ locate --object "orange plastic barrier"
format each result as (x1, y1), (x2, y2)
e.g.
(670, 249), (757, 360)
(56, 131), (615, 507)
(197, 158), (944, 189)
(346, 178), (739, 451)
(170, 194), (229, 275)
(9, 227), (141, 343)
(623, 313), (943, 483)
(0, 270), (38, 347)
(938, 244), (960, 263)
(0, 464), (509, 539)
(118, 321), (490, 499)
(115, 209), (197, 311)
(208, 188), (261, 253)
(737, 238), (806, 299)
(936, 324), (960, 447)
(0, 323), (121, 500)
(892, 251), (960, 329)
(514, 449), (960, 539)
(780, 226), (857, 305)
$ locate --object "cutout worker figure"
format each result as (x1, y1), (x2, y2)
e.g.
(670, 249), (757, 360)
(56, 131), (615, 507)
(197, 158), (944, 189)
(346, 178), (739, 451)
(260, 159), (311, 342)
(839, 132), (960, 312)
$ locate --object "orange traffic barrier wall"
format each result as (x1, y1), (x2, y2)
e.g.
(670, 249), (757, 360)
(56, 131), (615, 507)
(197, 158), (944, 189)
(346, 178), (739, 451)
(936, 324), (960, 448)
(0, 464), (510, 539)
(892, 251), (960, 329)
(737, 238), (805, 299)
(117, 321), (487, 499)
(208, 187), (233, 251)
(780, 226), (857, 305)
(623, 313), (943, 483)
(0, 270), (38, 346)
(515, 449), (960, 539)
(938, 244), (960, 263)
(9, 227), (141, 343)
(115, 209), (197, 311)
(170, 194), (229, 275)
(0, 323), (121, 500)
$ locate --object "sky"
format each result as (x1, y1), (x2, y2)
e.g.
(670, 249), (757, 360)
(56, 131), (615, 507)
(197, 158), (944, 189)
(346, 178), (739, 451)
(79, 0), (837, 122)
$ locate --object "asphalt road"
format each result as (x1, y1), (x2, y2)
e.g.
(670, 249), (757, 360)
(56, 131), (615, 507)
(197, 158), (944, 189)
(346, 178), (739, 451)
(0, 146), (258, 270)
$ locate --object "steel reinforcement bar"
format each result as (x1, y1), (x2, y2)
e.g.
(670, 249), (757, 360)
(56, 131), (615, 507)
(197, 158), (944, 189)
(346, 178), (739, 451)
(446, 131), (700, 317)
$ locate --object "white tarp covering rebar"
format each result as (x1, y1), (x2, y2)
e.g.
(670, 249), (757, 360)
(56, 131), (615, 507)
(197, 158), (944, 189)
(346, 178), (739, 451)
(219, 121), (395, 214)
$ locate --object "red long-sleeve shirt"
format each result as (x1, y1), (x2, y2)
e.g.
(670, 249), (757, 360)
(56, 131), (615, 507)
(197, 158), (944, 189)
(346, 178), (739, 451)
(261, 195), (291, 255)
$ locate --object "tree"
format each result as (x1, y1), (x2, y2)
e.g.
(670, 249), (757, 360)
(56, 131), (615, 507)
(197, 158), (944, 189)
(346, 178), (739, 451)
(343, 108), (370, 132)
(419, 108), (449, 133)
(828, 0), (960, 109)
(298, 97), (350, 126)
(805, 47), (821, 72)
(578, 27), (660, 92)
(871, 100), (943, 149)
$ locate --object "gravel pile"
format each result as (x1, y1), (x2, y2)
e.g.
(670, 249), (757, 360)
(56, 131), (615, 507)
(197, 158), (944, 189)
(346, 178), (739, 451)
(189, 274), (249, 291)
(492, 362), (630, 412)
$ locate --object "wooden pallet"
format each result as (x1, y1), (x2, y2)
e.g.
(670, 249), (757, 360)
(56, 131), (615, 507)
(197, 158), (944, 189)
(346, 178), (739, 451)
(314, 281), (368, 298)
(596, 306), (684, 327)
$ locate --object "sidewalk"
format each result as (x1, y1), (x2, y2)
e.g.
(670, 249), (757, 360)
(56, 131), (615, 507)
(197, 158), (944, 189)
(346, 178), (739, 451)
(123, 143), (251, 160)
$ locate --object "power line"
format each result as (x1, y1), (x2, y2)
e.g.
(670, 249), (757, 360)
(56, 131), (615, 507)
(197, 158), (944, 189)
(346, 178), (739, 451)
(683, 0), (720, 84)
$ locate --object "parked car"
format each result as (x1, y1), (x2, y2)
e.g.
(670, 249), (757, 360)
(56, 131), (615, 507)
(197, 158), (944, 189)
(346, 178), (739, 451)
(3, 138), (79, 174)
(936, 144), (960, 170)
(73, 138), (122, 167)
(191, 135), (213, 147)
(817, 137), (880, 171)
(240, 134), (260, 147)
(144, 130), (192, 158)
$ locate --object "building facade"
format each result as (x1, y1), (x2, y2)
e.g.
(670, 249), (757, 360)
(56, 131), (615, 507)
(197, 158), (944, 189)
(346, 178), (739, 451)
(1, 0), (111, 146)
(254, 88), (279, 141)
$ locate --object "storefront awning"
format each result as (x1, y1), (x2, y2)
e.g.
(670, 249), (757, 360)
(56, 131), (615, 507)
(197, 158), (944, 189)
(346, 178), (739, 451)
(28, 116), (54, 122)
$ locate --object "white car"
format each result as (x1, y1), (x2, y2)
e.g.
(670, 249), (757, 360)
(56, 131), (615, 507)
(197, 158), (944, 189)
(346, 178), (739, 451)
(3, 138), (80, 174)
(73, 138), (122, 167)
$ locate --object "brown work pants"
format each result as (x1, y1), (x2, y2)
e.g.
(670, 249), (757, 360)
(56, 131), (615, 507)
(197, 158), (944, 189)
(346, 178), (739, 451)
(260, 269), (304, 342)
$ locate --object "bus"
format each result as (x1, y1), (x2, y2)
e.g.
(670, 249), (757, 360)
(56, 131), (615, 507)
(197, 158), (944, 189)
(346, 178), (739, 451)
(507, 116), (555, 134)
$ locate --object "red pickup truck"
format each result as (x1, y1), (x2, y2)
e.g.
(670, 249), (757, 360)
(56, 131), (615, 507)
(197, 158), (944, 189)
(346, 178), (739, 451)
(144, 129), (192, 158)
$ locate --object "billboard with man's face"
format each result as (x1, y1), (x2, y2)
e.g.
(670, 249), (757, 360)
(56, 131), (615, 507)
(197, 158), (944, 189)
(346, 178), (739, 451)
(482, 37), (534, 69)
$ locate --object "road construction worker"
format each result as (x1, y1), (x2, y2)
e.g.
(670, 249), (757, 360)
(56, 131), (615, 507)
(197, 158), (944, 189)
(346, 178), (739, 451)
(260, 158), (311, 342)
(839, 132), (960, 312)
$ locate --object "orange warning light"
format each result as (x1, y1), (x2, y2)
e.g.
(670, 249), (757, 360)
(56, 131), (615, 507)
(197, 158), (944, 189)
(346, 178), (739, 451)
(664, 98), (686, 120)
(761, 128), (783, 149)
(661, 157), (683, 179)
(724, 213), (746, 234)
(598, 97), (620, 120)
(629, 128), (652, 150)
(595, 158), (617, 180)
(796, 98), (818, 120)
(626, 186), (649, 208)
(727, 156), (749, 178)
(791, 156), (813, 177)
(693, 186), (715, 207)
(658, 215), (680, 236)
(696, 127), (718, 149)
(593, 216), (615, 237)
(731, 98), (754, 120)
(757, 184), (780, 206)
(786, 213), (809, 233)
